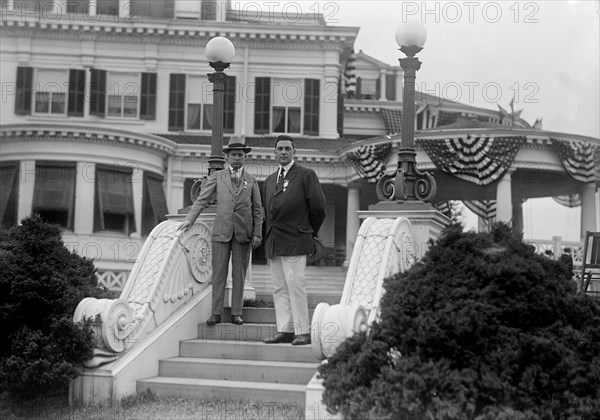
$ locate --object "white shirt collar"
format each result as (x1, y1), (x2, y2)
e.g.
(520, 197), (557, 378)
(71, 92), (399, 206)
(280, 161), (294, 174)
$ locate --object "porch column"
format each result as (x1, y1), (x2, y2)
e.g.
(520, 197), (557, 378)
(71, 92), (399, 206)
(495, 170), (513, 224)
(580, 182), (598, 240)
(395, 69), (403, 102)
(131, 168), (143, 239)
(345, 182), (361, 266)
(18, 160), (36, 223)
(88, 0), (97, 16)
(512, 198), (524, 235)
(74, 162), (95, 235)
(379, 69), (387, 101)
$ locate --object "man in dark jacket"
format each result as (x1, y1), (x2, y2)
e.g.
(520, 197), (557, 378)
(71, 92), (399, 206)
(262, 135), (326, 345)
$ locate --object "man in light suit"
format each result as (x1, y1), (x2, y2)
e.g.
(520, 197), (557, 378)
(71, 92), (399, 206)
(178, 136), (263, 326)
(262, 135), (326, 345)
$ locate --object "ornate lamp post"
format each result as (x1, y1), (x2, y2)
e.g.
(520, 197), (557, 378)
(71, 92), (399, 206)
(376, 21), (436, 203)
(205, 36), (235, 174)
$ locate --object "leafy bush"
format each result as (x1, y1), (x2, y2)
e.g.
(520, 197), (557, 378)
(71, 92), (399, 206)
(318, 223), (600, 419)
(0, 216), (110, 398)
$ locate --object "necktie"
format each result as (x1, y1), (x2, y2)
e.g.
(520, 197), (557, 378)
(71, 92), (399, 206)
(232, 169), (240, 186)
(278, 168), (285, 185)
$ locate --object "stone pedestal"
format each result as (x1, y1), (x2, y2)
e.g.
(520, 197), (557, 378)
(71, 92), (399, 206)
(360, 200), (451, 261)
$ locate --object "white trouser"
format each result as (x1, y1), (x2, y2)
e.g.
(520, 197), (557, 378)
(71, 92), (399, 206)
(269, 255), (310, 335)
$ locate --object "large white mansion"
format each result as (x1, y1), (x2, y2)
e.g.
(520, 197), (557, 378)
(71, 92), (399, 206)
(1, 0), (598, 289)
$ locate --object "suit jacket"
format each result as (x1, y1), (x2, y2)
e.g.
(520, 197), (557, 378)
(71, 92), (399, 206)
(263, 163), (326, 258)
(185, 168), (263, 243)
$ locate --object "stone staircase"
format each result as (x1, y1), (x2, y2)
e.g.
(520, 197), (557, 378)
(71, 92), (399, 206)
(137, 307), (319, 412)
(251, 265), (346, 307)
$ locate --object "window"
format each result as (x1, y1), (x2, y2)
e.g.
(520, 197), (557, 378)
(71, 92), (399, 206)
(0, 162), (19, 227)
(15, 67), (85, 117)
(107, 72), (139, 118)
(34, 69), (67, 115)
(89, 70), (155, 119)
(254, 77), (320, 135)
(187, 75), (214, 131)
(94, 166), (135, 235)
(169, 73), (235, 132)
(33, 162), (76, 229)
(175, 0), (200, 19)
(272, 79), (302, 134)
(68, 0), (119, 15)
(356, 77), (380, 100)
(142, 173), (169, 236)
(201, 0), (218, 21)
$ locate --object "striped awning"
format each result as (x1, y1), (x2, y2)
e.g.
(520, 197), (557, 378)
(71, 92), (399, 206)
(418, 135), (525, 186)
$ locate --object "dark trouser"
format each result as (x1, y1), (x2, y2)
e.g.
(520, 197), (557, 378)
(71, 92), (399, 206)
(211, 239), (251, 315)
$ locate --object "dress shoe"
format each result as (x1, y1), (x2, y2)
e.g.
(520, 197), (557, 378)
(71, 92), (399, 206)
(231, 315), (244, 325)
(291, 334), (311, 346)
(263, 332), (294, 344)
(206, 314), (221, 325)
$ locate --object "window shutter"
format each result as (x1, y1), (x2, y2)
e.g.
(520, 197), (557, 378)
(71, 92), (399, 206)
(303, 79), (320, 135)
(223, 75), (236, 133)
(386, 74), (396, 101)
(15, 66), (33, 115)
(140, 72), (157, 120)
(68, 69), (86, 116)
(142, 173), (168, 235)
(0, 162), (19, 226)
(337, 76), (344, 137)
(90, 69), (106, 116)
(169, 74), (186, 131)
(254, 77), (270, 134)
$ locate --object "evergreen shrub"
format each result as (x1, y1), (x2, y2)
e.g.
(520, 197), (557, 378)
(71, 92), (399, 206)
(0, 216), (111, 398)
(318, 224), (600, 419)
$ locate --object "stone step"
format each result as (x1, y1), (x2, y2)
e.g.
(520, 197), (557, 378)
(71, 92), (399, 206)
(180, 339), (316, 363)
(197, 323), (278, 342)
(222, 307), (315, 324)
(159, 357), (318, 384)
(137, 376), (307, 410)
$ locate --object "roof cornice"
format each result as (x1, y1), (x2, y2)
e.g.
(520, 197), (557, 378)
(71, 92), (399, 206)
(0, 14), (359, 44)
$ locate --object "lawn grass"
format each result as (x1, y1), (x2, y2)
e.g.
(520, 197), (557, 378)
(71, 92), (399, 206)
(1, 389), (304, 420)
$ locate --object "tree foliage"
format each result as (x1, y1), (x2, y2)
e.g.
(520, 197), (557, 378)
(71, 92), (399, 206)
(0, 216), (111, 398)
(319, 223), (600, 419)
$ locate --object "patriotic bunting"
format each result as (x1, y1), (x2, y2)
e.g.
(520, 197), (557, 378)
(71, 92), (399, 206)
(418, 135), (525, 186)
(344, 49), (356, 97)
(380, 108), (402, 135)
(552, 194), (581, 208)
(345, 142), (393, 183)
(463, 200), (497, 219)
(435, 201), (453, 218)
(550, 138), (597, 183)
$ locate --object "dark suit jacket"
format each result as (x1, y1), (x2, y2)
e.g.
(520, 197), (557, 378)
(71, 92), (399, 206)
(263, 162), (326, 258)
(185, 168), (263, 243)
